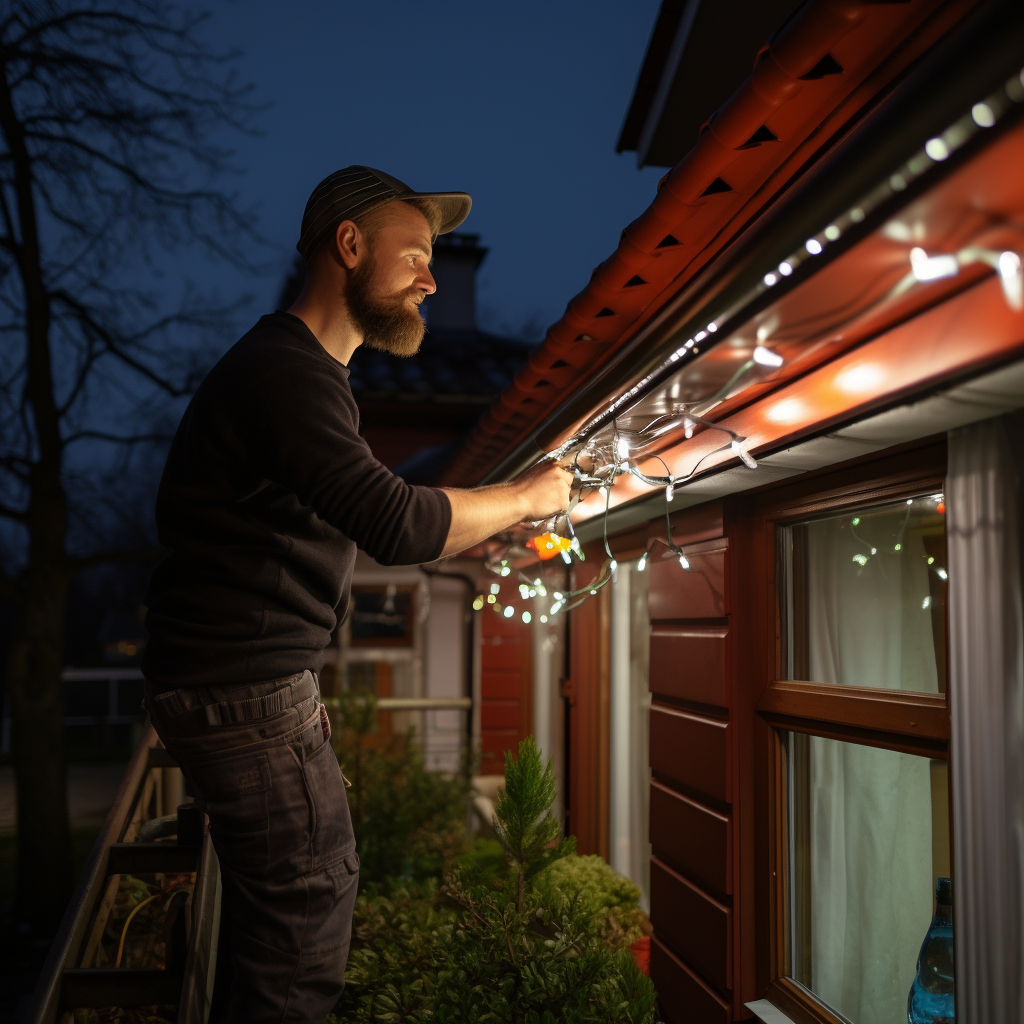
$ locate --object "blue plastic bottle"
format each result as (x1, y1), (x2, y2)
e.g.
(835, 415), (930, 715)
(907, 876), (954, 1023)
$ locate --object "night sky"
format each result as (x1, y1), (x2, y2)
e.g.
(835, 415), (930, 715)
(196, 0), (664, 343)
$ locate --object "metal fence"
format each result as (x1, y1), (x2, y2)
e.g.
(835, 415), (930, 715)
(1, 667), (147, 754)
(1, 673), (472, 766)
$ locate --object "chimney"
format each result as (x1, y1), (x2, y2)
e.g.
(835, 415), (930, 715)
(424, 233), (488, 332)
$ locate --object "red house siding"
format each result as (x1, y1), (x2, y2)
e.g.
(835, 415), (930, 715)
(646, 502), (741, 1018)
(479, 610), (531, 775)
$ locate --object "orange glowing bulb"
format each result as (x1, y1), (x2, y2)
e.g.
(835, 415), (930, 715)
(526, 532), (572, 560)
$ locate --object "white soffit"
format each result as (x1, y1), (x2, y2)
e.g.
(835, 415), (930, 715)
(576, 356), (1024, 542)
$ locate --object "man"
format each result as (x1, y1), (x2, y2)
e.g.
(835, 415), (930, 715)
(142, 166), (570, 1023)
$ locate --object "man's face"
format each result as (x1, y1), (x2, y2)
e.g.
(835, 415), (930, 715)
(346, 202), (436, 357)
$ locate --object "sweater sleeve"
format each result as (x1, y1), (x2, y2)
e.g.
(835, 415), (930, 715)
(244, 349), (452, 565)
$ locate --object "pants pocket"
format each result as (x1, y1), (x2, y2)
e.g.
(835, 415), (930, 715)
(190, 751), (272, 874)
(302, 734), (355, 868)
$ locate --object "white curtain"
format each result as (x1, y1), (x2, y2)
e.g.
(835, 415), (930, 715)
(948, 413), (1024, 1023)
(805, 517), (939, 695)
(804, 516), (937, 1023)
(610, 561), (651, 910)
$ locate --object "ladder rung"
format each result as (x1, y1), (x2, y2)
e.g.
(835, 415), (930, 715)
(61, 967), (182, 1008)
(108, 842), (201, 875)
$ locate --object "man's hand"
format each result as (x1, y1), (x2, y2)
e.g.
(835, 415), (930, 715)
(439, 460), (574, 558)
(511, 460), (573, 522)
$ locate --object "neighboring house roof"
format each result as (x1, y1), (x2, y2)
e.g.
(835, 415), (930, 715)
(348, 327), (535, 404)
(439, 0), (985, 488)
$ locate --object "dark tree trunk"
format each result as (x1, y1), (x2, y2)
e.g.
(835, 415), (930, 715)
(8, 569), (73, 932)
(0, 64), (75, 935)
(0, 3), (257, 940)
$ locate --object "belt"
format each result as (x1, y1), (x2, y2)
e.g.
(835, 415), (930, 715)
(150, 672), (320, 728)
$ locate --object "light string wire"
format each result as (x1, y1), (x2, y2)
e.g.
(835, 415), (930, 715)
(547, 68), (1024, 466)
(475, 70), (1024, 620)
(477, 411), (761, 619)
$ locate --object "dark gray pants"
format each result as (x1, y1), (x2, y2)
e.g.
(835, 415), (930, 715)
(145, 670), (358, 1024)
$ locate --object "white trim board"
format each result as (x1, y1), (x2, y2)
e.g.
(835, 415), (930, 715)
(744, 1000), (800, 1024)
(575, 356), (1024, 542)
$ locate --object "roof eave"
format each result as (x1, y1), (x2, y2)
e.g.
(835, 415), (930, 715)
(441, 0), (1021, 488)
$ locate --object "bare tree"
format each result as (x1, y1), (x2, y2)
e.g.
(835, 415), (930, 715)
(0, 0), (260, 934)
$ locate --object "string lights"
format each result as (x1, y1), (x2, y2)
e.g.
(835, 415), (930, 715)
(474, 407), (760, 622)
(908, 244), (1024, 310)
(849, 493), (946, 570)
(546, 66), (1024, 467)
(474, 70), (1024, 627)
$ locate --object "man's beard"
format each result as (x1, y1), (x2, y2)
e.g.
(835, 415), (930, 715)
(347, 256), (426, 358)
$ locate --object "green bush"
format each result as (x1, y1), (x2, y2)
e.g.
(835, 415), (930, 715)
(330, 737), (661, 1024)
(332, 690), (476, 891)
(531, 855), (648, 950)
(334, 878), (656, 1023)
(458, 835), (509, 887)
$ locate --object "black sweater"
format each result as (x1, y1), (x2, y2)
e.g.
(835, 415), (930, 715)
(143, 312), (452, 690)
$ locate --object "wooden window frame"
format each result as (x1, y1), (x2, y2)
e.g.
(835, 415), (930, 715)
(740, 440), (951, 1024)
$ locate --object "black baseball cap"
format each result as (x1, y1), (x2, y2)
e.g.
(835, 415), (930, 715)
(296, 165), (472, 260)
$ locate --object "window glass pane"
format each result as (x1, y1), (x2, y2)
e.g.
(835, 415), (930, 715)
(788, 733), (953, 1024)
(783, 493), (947, 692)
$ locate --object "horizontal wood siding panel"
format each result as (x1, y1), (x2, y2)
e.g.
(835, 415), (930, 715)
(648, 500), (724, 549)
(651, 857), (731, 995)
(481, 670), (522, 699)
(480, 702), (520, 729)
(481, 641), (523, 670)
(648, 543), (727, 621)
(479, 613), (525, 776)
(650, 705), (729, 803)
(650, 627), (729, 708)
(650, 935), (731, 1024)
(649, 779), (731, 894)
(480, 729), (519, 772)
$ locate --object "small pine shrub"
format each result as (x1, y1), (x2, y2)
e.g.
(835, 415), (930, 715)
(330, 737), (663, 1023)
(492, 736), (576, 911)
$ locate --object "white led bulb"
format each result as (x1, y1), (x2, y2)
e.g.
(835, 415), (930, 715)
(753, 345), (783, 368)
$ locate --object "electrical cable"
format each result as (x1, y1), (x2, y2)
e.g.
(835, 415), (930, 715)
(114, 893), (160, 969)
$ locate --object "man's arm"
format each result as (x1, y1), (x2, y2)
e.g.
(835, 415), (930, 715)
(439, 461), (572, 558)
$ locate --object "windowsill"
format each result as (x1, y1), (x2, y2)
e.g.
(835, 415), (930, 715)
(745, 1000), (800, 1024)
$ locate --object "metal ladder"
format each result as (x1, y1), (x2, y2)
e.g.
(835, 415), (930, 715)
(25, 726), (221, 1024)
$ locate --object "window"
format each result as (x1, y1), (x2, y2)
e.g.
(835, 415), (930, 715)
(787, 733), (950, 1024)
(781, 493), (948, 693)
(751, 445), (953, 1024)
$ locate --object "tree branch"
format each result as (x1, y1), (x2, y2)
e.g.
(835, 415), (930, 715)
(0, 455), (31, 481)
(49, 289), (193, 397)
(0, 500), (27, 522)
(63, 429), (173, 446)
